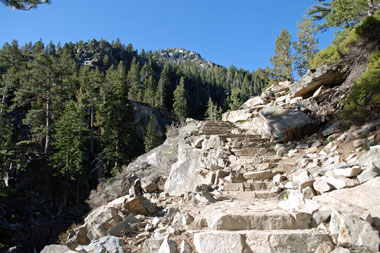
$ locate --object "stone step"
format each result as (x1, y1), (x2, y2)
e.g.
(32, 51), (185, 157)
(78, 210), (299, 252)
(194, 229), (332, 253)
(222, 190), (278, 200)
(204, 211), (311, 231)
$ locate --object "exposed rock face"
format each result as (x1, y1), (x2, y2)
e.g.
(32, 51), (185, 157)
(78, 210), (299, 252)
(259, 106), (316, 141)
(131, 101), (170, 140)
(290, 66), (345, 98)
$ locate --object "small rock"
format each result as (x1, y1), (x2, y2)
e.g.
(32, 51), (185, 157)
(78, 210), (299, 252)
(76, 236), (124, 253)
(331, 247), (351, 253)
(311, 140), (322, 147)
(353, 138), (367, 148)
(158, 235), (178, 253)
(333, 166), (363, 178)
(357, 165), (380, 183)
(322, 122), (342, 137)
(313, 209), (331, 225)
(313, 178), (333, 194)
(179, 240), (192, 253)
(326, 175), (359, 190)
(297, 143), (309, 149)
(302, 186), (316, 199)
(314, 241), (335, 253)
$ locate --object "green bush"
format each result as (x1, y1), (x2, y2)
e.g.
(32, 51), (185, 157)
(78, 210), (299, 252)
(341, 51), (380, 121)
(310, 28), (358, 68)
(355, 11), (380, 40)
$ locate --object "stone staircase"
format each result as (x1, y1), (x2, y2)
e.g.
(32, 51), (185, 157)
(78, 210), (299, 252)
(193, 199), (331, 253)
(191, 121), (332, 252)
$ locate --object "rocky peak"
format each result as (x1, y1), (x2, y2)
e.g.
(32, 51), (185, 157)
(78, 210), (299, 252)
(153, 48), (217, 68)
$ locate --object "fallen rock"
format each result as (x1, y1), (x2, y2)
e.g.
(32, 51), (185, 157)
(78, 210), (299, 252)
(158, 235), (177, 253)
(325, 175), (359, 190)
(107, 213), (139, 237)
(333, 166), (362, 178)
(179, 240), (192, 253)
(259, 106), (316, 141)
(290, 66), (345, 98)
(240, 96), (266, 109)
(76, 236), (124, 253)
(315, 241), (335, 253)
(40, 245), (76, 253)
(357, 166), (380, 183)
(221, 109), (252, 123)
(329, 210), (380, 251)
(322, 122), (342, 137)
(313, 177), (334, 194)
(313, 177), (380, 227)
(85, 205), (123, 240)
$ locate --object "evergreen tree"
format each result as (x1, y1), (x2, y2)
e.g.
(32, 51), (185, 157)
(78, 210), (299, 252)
(270, 28), (295, 82)
(13, 50), (61, 153)
(1, 0), (49, 10)
(79, 66), (103, 156)
(173, 77), (188, 122)
(155, 64), (171, 112)
(205, 97), (217, 120)
(50, 101), (87, 208)
(293, 16), (319, 76)
(144, 116), (163, 152)
(143, 75), (156, 107)
(97, 62), (135, 175)
(127, 59), (141, 101)
(229, 86), (243, 111)
(308, 0), (380, 30)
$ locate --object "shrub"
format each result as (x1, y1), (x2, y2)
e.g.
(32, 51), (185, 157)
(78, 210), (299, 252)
(310, 28), (359, 68)
(355, 11), (380, 40)
(341, 51), (380, 121)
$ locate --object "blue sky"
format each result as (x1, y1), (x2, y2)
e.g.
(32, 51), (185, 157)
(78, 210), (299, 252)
(0, 0), (336, 72)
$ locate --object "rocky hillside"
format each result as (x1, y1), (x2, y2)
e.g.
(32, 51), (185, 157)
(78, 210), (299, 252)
(153, 48), (217, 69)
(39, 38), (380, 252)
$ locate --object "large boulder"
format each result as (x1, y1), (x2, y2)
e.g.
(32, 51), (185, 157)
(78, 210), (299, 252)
(75, 236), (124, 253)
(313, 177), (380, 227)
(164, 138), (207, 196)
(221, 109), (252, 123)
(290, 66), (345, 98)
(329, 210), (380, 252)
(258, 106), (317, 141)
(40, 245), (76, 253)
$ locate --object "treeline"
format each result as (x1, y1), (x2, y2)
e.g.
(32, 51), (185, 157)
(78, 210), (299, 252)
(0, 39), (269, 208)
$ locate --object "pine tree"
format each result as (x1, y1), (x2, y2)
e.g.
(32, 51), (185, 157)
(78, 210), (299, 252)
(144, 116), (163, 152)
(97, 62), (136, 175)
(79, 66), (103, 156)
(14, 50), (61, 153)
(205, 97), (217, 120)
(293, 16), (319, 77)
(270, 28), (295, 82)
(2, 0), (50, 10)
(229, 86), (243, 111)
(155, 65), (171, 112)
(143, 75), (156, 107)
(173, 77), (188, 122)
(127, 59), (141, 101)
(50, 101), (86, 208)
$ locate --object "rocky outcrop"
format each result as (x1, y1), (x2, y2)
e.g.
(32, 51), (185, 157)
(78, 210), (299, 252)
(290, 66), (346, 98)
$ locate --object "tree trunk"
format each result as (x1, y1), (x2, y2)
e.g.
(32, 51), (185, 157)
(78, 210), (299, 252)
(90, 102), (95, 156)
(44, 92), (50, 154)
